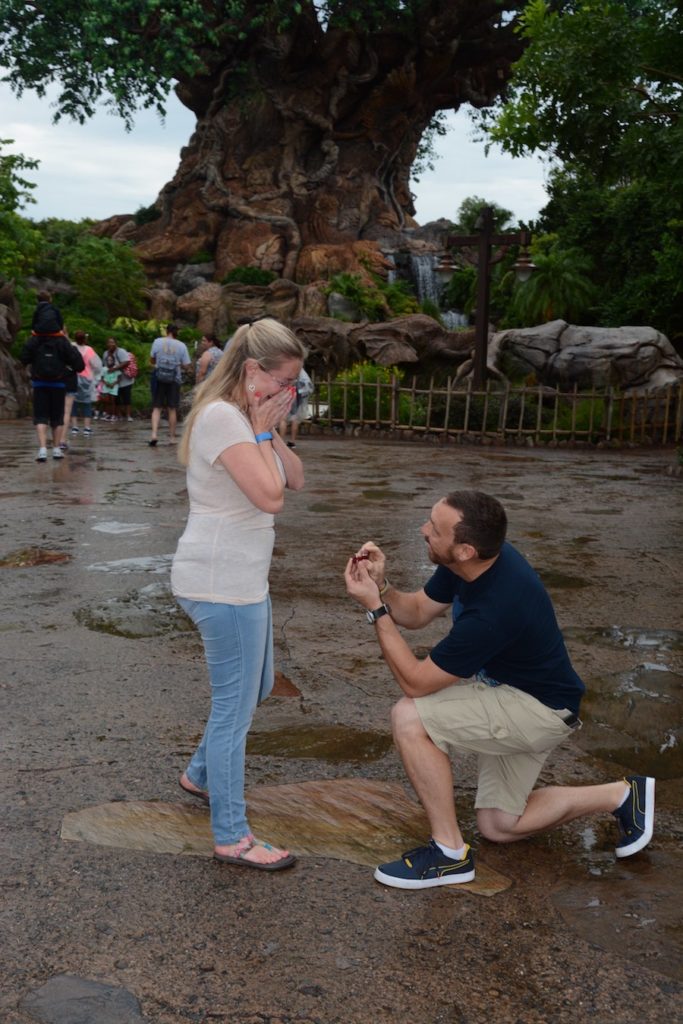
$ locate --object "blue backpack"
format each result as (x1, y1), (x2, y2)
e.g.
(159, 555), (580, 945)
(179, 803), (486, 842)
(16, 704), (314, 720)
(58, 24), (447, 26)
(155, 341), (178, 383)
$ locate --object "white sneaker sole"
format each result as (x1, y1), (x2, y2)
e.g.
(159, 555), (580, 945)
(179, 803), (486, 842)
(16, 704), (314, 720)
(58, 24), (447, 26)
(616, 776), (655, 857)
(373, 867), (475, 889)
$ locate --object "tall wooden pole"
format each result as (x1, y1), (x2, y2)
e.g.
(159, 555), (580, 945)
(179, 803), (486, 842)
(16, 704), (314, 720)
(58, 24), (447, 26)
(473, 206), (494, 389)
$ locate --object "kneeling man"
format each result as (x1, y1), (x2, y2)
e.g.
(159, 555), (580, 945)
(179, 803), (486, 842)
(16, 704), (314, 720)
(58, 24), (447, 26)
(344, 490), (654, 890)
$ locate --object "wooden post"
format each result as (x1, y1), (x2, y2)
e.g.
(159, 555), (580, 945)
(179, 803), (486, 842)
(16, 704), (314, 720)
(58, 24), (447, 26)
(473, 207), (494, 388)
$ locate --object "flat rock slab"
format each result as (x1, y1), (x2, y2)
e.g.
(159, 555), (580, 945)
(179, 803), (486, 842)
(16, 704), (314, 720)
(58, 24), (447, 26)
(19, 974), (146, 1024)
(61, 777), (510, 896)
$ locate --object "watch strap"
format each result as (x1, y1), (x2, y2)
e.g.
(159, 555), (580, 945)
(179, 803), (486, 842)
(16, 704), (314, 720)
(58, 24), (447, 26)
(366, 603), (391, 623)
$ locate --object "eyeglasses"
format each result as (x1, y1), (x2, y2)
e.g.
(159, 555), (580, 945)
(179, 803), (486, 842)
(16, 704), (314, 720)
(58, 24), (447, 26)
(258, 364), (298, 389)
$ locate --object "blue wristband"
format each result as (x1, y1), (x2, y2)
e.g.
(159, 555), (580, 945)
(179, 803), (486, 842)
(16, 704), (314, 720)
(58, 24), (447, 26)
(254, 431), (273, 443)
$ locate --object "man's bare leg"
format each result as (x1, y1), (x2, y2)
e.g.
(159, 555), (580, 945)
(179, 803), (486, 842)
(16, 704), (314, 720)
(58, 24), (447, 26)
(392, 697), (465, 850)
(150, 407), (161, 443)
(477, 781), (630, 842)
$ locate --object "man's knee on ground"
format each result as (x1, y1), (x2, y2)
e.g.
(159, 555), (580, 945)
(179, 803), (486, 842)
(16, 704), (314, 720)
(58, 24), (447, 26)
(476, 807), (523, 843)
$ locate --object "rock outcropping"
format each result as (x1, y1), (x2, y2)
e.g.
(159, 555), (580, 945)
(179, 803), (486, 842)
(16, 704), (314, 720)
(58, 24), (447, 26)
(489, 320), (683, 392)
(0, 282), (30, 418)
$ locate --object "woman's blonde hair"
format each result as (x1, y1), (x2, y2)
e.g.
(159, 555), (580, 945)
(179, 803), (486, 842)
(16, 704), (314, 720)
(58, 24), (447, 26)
(178, 318), (307, 465)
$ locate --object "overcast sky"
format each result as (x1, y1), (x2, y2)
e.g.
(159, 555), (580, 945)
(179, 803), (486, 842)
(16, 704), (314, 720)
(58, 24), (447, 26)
(1, 82), (549, 227)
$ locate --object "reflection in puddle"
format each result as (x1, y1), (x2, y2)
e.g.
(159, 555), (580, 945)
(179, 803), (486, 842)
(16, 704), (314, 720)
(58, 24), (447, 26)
(361, 489), (413, 501)
(86, 555), (172, 574)
(577, 664), (683, 778)
(75, 582), (192, 638)
(307, 502), (344, 513)
(60, 779), (511, 896)
(552, 852), (682, 980)
(537, 568), (591, 589)
(564, 625), (683, 653)
(92, 521), (151, 535)
(0, 547), (71, 567)
(247, 724), (393, 761)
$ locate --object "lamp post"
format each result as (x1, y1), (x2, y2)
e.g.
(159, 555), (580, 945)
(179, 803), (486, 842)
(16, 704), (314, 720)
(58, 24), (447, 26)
(436, 206), (534, 388)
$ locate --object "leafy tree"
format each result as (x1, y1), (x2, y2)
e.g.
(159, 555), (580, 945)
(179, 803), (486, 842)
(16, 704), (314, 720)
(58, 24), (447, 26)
(474, 1), (683, 339)
(454, 196), (515, 234)
(0, 138), (38, 214)
(509, 236), (597, 325)
(32, 218), (96, 280)
(0, 212), (41, 278)
(537, 165), (683, 343)
(0, 2), (530, 278)
(0, 139), (40, 277)
(63, 236), (147, 322)
(478, 0), (683, 190)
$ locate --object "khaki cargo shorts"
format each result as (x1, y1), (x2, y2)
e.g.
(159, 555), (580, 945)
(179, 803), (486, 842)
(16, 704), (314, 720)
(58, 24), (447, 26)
(414, 681), (575, 816)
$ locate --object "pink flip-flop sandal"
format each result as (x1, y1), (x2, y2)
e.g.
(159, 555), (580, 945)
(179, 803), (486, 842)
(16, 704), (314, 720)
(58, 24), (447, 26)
(213, 839), (296, 872)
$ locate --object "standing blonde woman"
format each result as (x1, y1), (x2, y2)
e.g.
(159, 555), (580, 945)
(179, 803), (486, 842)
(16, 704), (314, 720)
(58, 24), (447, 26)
(171, 318), (305, 871)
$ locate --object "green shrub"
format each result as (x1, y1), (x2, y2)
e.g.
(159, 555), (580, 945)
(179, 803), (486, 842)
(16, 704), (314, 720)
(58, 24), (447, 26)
(382, 278), (420, 316)
(418, 298), (443, 324)
(221, 266), (277, 285)
(318, 362), (412, 422)
(112, 316), (168, 342)
(187, 250), (213, 265)
(134, 204), (161, 226)
(326, 272), (387, 322)
(63, 236), (146, 322)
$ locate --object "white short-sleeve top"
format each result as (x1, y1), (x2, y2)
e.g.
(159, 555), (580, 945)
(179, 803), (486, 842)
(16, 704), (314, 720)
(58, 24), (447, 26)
(171, 401), (283, 604)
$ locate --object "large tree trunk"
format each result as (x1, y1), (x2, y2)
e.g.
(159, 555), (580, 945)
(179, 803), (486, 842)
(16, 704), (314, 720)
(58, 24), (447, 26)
(122, 6), (523, 282)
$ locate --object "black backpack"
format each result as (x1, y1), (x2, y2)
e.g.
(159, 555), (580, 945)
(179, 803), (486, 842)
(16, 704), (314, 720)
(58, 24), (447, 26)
(32, 337), (66, 381)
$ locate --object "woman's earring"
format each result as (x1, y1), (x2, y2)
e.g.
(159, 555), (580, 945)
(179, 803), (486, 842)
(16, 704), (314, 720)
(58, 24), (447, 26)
(247, 383), (256, 392)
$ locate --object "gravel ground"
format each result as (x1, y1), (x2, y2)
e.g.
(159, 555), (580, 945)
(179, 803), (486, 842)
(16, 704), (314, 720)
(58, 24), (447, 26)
(1, 418), (681, 1024)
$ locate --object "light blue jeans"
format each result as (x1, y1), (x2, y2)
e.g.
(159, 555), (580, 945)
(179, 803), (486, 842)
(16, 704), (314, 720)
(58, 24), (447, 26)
(177, 596), (274, 844)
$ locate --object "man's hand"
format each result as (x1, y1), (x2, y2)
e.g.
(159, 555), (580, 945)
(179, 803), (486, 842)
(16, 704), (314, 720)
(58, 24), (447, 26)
(350, 541), (386, 590)
(344, 556), (382, 611)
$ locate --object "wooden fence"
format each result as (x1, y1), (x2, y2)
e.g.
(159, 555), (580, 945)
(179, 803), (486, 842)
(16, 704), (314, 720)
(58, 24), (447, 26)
(307, 374), (683, 445)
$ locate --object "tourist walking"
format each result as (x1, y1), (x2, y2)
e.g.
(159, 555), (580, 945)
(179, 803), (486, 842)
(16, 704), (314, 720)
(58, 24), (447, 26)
(344, 490), (655, 889)
(278, 367), (313, 448)
(195, 334), (223, 384)
(31, 290), (64, 337)
(70, 331), (101, 437)
(20, 321), (84, 461)
(172, 317), (305, 870)
(149, 324), (191, 445)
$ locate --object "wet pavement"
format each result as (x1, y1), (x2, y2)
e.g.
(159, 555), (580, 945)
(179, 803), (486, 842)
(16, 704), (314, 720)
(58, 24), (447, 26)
(1, 418), (682, 1023)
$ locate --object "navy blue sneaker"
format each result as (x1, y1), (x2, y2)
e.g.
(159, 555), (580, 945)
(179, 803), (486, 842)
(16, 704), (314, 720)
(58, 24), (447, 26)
(374, 840), (475, 890)
(613, 775), (655, 858)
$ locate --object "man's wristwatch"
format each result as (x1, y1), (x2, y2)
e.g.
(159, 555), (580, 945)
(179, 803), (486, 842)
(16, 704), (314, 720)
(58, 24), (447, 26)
(366, 603), (391, 624)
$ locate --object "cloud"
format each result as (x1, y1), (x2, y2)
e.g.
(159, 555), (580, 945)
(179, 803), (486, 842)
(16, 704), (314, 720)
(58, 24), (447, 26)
(411, 112), (548, 224)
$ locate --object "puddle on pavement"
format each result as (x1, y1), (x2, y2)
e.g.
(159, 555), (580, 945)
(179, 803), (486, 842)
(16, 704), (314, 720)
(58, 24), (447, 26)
(60, 778), (510, 896)
(91, 521), (151, 535)
(576, 664), (683, 778)
(86, 555), (172, 575)
(360, 489), (413, 501)
(75, 582), (193, 638)
(577, 507), (623, 515)
(0, 547), (71, 568)
(552, 851), (682, 980)
(564, 625), (683, 654)
(536, 568), (592, 589)
(247, 724), (393, 761)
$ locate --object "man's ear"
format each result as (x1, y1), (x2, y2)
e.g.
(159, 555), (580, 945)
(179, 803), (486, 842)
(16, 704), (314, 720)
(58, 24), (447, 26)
(454, 543), (477, 563)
